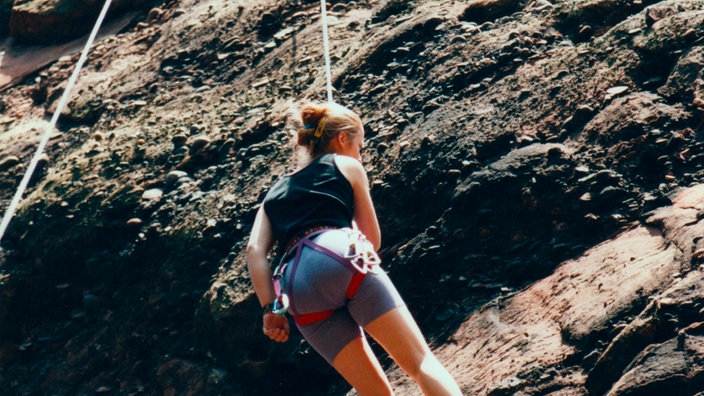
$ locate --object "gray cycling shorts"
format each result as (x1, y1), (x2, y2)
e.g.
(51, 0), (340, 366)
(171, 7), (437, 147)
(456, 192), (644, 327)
(282, 229), (405, 364)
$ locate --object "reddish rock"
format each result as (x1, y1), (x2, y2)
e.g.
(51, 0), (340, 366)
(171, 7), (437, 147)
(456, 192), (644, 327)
(401, 184), (704, 395)
(609, 332), (704, 395)
(658, 46), (704, 104)
(645, 7), (675, 27)
(9, 0), (101, 45)
(8, 0), (142, 45)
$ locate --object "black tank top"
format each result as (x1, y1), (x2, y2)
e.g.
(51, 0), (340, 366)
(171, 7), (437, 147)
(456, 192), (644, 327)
(263, 154), (354, 250)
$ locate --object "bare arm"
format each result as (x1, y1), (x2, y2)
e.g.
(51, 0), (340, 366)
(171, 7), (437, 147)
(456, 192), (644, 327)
(247, 205), (276, 306)
(335, 155), (381, 250)
(246, 206), (289, 342)
(246, 206), (276, 306)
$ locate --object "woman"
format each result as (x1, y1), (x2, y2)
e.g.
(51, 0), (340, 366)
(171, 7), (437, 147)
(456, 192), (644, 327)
(246, 101), (461, 395)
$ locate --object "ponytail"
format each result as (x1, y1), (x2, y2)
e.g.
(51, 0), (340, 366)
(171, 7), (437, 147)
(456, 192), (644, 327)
(298, 103), (330, 150)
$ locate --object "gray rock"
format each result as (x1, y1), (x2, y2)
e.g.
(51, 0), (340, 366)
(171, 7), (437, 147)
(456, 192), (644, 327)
(141, 188), (163, 201)
(165, 170), (189, 187)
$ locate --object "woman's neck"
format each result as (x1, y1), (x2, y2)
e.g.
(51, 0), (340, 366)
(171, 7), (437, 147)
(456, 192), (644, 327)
(296, 151), (335, 170)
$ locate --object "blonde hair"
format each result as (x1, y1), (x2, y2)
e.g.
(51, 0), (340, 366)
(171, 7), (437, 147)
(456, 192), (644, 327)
(292, 102), (363, 161)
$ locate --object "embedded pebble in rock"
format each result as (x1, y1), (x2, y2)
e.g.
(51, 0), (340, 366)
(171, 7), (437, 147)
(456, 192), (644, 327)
(36, 154), (50, 169)
(606, 86), (628, 95)
(0, 156), (20, 171)
(605, 86), (629, 100)
(189, 136), (212, 154)
(126, 218), (143, 227)
(172, 134), (188, 148)
(165, 170), (189, 187)
(141, 188), (164, 201)
(645, 7), (675, 27)
(146, 7), (164, 24)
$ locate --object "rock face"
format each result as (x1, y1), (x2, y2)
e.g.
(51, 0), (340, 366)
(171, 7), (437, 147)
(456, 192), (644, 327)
(421, 185), (704, 395)
(8, 0), (141, 44)
(9, 0), (99, 44)
(0, 0), (703, 395)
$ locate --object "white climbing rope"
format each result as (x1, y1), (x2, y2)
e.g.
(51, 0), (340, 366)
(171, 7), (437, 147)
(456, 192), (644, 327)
(320, 0), (334, 103)
(0, 0), (113, 246)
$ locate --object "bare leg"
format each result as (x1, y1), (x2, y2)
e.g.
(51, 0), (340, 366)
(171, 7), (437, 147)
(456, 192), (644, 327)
(365, 306), (462, 396)
(332, 335), (394, 396)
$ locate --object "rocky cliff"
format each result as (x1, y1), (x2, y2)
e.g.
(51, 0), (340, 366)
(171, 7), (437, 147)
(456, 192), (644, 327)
(0, 0), (703, 395)
(3, 0), (143, 44)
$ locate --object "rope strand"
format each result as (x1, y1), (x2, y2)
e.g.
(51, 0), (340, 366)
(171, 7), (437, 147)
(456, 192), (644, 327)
(320, 0), (334, 103)
(0, 0), (113, 247)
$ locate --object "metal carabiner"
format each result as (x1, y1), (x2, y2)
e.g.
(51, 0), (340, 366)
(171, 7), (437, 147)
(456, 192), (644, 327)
(272, 293), (289, 315)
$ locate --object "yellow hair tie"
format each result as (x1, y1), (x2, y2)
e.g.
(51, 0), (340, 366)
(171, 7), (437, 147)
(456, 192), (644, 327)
(313, 117), (327, 138)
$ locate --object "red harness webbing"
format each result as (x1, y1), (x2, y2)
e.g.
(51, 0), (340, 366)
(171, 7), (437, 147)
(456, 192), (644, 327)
(279, 229), (374, 326)
(293, 270), (366, 326)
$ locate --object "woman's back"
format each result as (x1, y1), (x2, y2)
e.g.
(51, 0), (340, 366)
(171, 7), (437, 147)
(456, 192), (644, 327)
(263, 153), (354, 250)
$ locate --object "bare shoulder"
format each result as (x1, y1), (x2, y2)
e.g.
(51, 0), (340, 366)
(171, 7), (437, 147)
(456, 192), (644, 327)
(334, 154), (364, 172)
(333, 154), (367, 187)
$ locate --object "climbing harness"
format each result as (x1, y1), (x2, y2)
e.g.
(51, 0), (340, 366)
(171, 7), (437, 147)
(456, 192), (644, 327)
(0, 0), (113, 246)
(319, 0), (334, 103)
(272, 228), (381, 326)
(346, 231), (381, 273)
